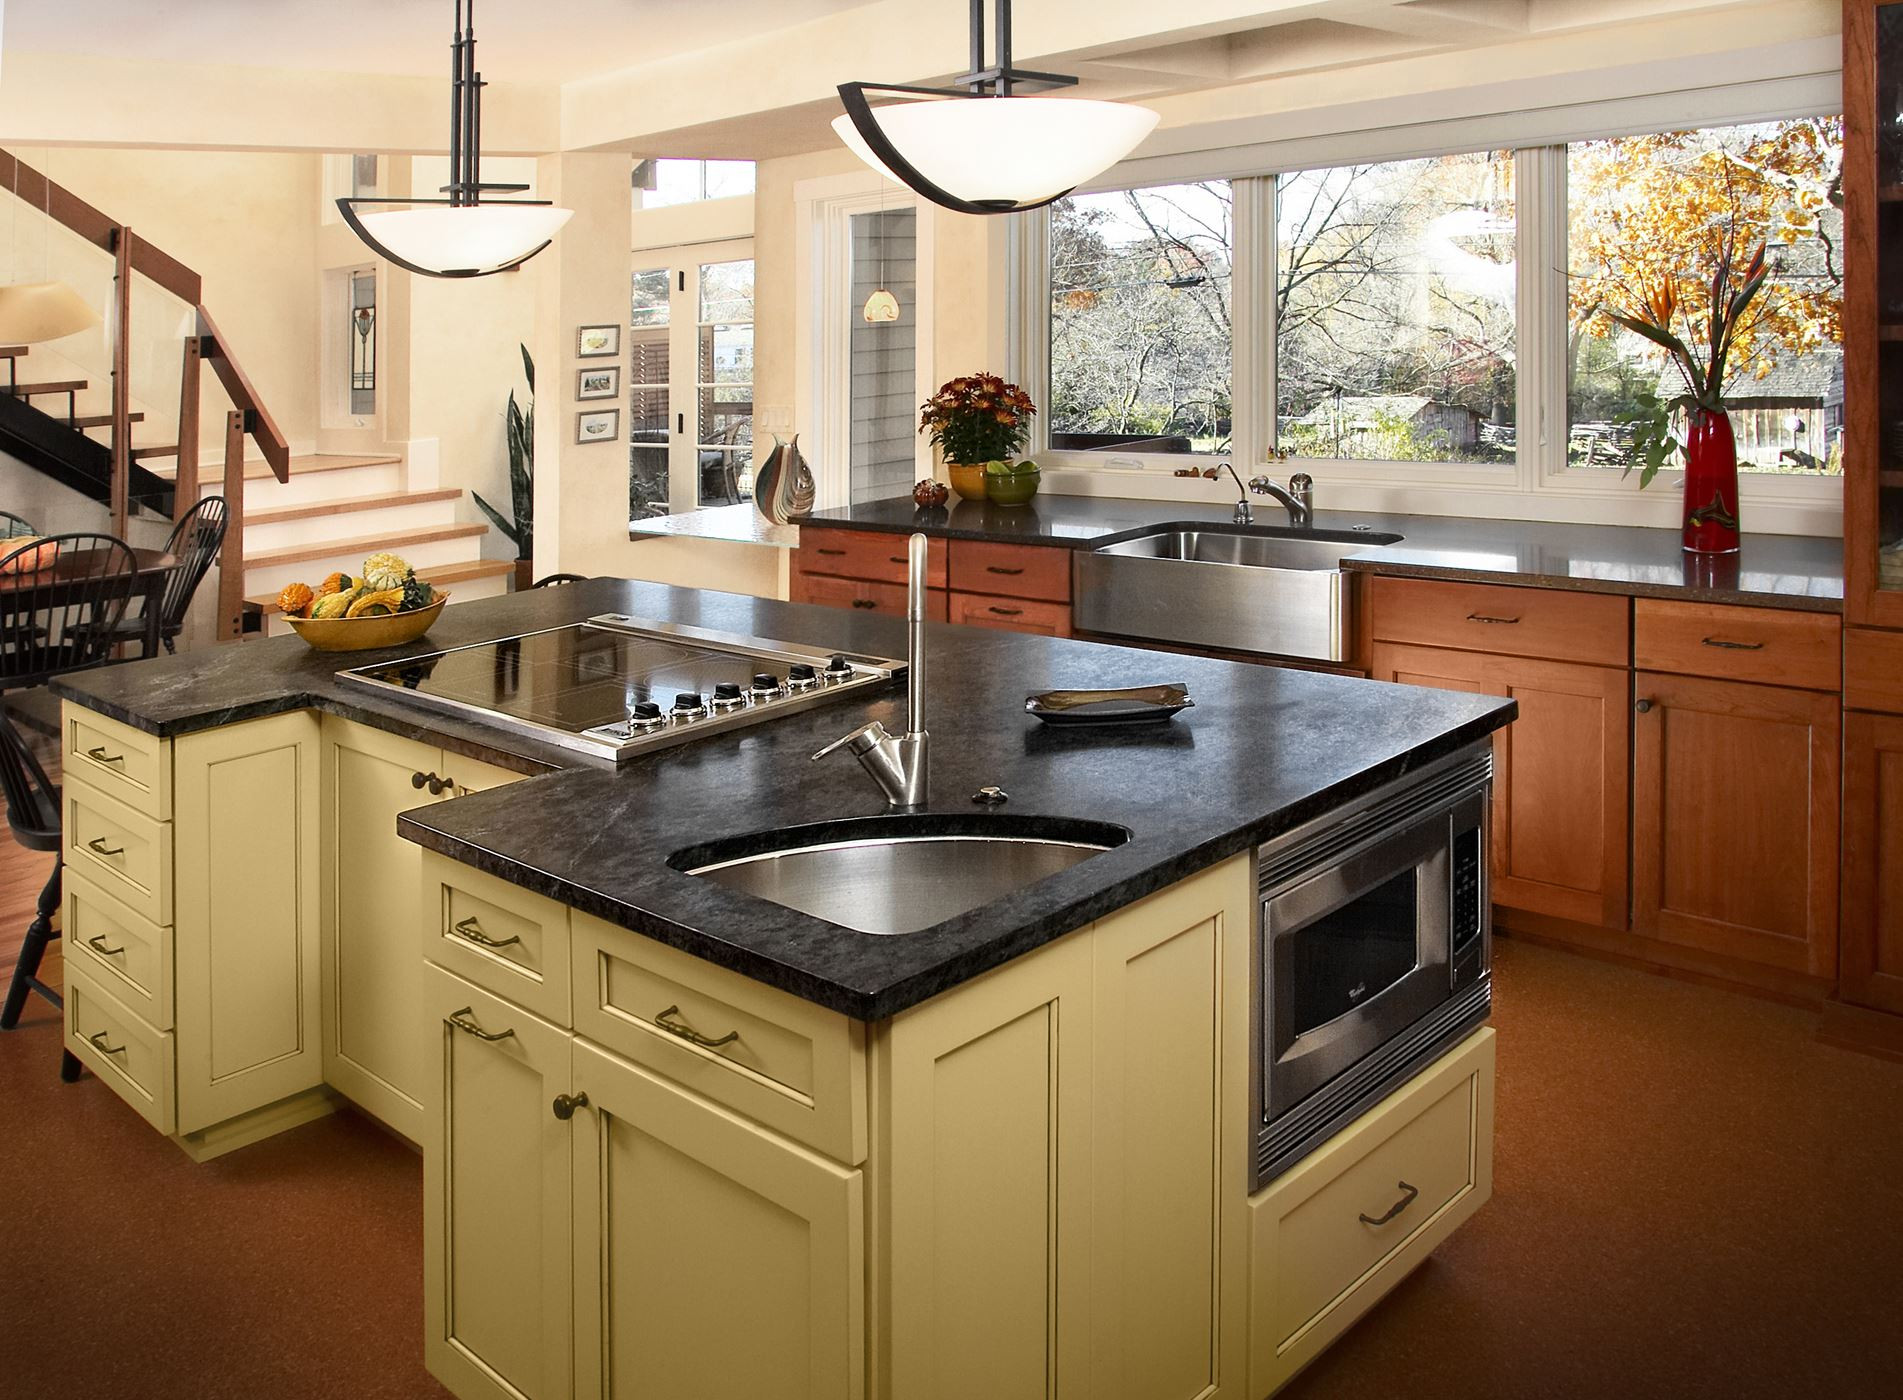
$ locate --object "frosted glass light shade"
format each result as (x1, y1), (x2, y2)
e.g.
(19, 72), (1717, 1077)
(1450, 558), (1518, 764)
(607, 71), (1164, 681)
(355, 204), (575, 276)
(862, 288), (900, 323)
(0, 281), (101, 343)
(833, 97), (1159, 209)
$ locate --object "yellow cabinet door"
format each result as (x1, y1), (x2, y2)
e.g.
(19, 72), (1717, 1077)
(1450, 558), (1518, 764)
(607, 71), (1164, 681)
(172, 711), (323, 1135)
(424, 965), (574, 1400)
(570, 1040), (865, 1400)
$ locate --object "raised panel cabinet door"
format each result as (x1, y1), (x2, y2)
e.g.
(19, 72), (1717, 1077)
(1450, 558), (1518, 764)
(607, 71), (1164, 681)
(322, 717), (447, 1142)
(1370, 643), (1630, 929)
(424, 965), (573, 1400)
(172, 710), (323, 1135)
(1088, 855), (1253, 1400)
(1632, 672), (1841, 977)
(570, 1041), (864, 1400)
(1842, 711), (1903, 1014)
(881, 929), (1094, 1400)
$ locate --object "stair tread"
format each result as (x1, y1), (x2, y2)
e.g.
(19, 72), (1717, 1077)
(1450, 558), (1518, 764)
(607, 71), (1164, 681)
(144, 451), (404, 484)
(0, 346), (28, 359)
(246, 487), (463, 527)
(243, 521), (488, 569)
(69, 413), (145, 428)
(5, 380), (87, 395)
(246, 557), (514, 611)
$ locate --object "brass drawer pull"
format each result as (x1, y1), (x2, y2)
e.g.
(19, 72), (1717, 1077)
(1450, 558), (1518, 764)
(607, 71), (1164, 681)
(654, 1004), (740, 1049)
(86, 934), (126, 957)
(452, 916), (522, 949)
(985, 565), (1025, 576)
(1359, 1180), (1420, 1227)
(86, 836), (125, 858)
(552, 1092), (590, 1120)
(1700, 636), (1765, 651)
(446, 1007), (515, 1042)
(1465, 613), (1520, 625)
(87, 1030), (127, 1058)
(988, 606), (1024, 617)
(85, 745), (126, 766)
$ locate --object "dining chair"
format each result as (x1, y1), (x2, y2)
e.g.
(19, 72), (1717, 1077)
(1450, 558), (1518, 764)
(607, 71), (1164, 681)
(0, 509), (35, 539)
(107, 495), (228, 656)
(532, 573), (590, 587)
(0, 702), (83, 1083)
(0, 533), (139, 687)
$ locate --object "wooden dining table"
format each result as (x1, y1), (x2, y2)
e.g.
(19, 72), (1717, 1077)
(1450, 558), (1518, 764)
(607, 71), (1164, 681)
(0, 545), (177, 664)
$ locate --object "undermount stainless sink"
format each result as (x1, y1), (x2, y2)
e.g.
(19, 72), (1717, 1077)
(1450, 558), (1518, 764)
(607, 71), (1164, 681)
(673, 819), (1129, 936)
(1072, 522), (1402, 662)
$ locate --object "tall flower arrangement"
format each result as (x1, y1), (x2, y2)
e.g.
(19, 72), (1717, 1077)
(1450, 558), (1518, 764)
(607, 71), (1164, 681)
(919, 373), (1036, 466)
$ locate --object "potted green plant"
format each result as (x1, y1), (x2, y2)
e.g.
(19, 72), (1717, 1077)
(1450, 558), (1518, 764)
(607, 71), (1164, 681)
(474, 343), (535, 587)
(919, 373), (1037, 502)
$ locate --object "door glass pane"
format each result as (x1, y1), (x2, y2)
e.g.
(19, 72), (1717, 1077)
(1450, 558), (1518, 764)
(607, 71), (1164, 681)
(849, 208), (918, 504)
(1287, 869), (1420, 1038)
(348, 269), (376, 416)
(697, 259), (754, 506)
(1875, 9), (1903, 591)
(630, 267), (671, 519)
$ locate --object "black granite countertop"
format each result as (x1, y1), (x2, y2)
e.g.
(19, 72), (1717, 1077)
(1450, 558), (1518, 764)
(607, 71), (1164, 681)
(800, 495), (1845, 612)
(51, 580), (1513, 1020)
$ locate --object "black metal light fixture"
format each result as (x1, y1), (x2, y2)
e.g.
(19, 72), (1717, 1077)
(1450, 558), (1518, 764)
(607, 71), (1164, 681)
(834, 0), (1159, 216)
(337, 0), (572, 277)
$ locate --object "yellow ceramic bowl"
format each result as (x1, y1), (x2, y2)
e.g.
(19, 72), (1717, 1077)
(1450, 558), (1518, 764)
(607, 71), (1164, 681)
(947, 463), (989, 501)
(287, 593), (449, 652)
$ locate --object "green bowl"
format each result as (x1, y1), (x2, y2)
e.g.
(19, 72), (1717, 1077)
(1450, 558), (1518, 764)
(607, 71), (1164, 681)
(985, 467), (1040, 507)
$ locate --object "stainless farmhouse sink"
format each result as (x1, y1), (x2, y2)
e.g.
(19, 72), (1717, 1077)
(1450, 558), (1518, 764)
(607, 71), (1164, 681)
(673, 818), (1129, 936)
(1072, 523), (1402, 662)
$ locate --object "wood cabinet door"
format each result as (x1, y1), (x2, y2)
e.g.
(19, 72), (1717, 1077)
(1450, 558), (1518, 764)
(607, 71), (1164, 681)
(1842, 710), (1903, 1014)
(571, 1041), (864, 1400)
(1371, 643), (1630, 929)
(322, 718), (446, 1141)
(424, 966), (574, 1400)
(172, 710), (323, 1135)
(1632, 673), (1841, 976)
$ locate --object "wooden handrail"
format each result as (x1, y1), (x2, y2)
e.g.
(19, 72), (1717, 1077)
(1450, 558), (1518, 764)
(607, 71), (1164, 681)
(0, 149), (202, 305)
(196, 305), (289, 481)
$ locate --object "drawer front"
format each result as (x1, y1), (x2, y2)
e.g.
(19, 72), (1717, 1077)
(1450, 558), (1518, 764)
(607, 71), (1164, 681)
(66, 964), (175, 1134)
(1635, 600), (1841, 691)
(63, 703), (170, 819)
(1368, 575), (1628, 665)
(948, 539), (1072, 602)
(948, 590), (1072, 637)
(793, 571), (949, 621)
(571, 911), (867, 1164)
(63, 777), (172, 925)
(64, 869), (174, 1030)
(799, 527), (947, 587)
(422, 853), (572, 1027)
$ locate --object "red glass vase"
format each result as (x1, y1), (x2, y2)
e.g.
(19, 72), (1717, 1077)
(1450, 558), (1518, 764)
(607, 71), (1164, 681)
(1681, 408), (1741, 555)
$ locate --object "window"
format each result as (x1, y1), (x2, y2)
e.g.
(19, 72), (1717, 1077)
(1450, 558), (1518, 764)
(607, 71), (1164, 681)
(629, 268), (670, 518)
(347, 269), (376, 416)
(849, 208), (919, 504)
(1276, 152), (1516, 465)
(1049, 181), (1233, 455)
(697, 259), (755, 505)
(1566, 119), (1844, 476)
(634, 159), (756, 210)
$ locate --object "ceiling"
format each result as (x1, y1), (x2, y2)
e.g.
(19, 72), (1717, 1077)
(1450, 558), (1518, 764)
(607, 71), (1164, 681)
(0, 0), (875, 83)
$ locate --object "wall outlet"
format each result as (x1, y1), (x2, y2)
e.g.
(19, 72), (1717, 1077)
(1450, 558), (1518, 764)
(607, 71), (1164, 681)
(757, 405), (793, 433)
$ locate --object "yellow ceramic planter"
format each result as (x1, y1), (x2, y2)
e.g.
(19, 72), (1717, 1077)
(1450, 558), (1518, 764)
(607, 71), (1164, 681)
(947, 463), (990, 501)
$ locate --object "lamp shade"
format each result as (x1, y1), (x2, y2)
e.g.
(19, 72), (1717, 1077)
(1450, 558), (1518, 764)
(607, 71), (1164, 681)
(862, 288), (901, 323)
(833, 97), (1159, 211)
(0, 281), (101, 344)
(353, 204), (575, 277)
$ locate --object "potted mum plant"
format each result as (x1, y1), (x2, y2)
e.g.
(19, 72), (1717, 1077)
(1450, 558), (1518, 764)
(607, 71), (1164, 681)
(919, 373), (1037, 503)
(1609, 238), (1769, 554)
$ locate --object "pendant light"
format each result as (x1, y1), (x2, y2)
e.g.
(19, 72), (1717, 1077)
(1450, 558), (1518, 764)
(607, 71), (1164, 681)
(833, 0), (1159, 216)
(862, 183), (900, 323)
(0, 151), (102, 344)
(338, 0), (572, 278)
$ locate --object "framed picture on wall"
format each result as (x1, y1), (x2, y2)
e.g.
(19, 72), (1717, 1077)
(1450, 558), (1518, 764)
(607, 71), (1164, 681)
(576, 408), (620, 444)
(577, 324), (620, 357)
(577, 366), (620, 400)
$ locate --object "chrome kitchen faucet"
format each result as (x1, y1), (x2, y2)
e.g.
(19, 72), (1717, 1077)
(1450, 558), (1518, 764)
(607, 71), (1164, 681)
(812, 532), (930, 807)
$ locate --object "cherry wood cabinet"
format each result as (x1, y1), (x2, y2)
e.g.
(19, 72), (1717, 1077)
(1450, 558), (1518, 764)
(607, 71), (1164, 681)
(793, 526), (1073, 638)
(1842, 710), (1903, 1015)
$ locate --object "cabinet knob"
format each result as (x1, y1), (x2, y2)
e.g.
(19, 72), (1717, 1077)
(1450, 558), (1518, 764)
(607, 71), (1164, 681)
(411, 770), (429, 789)
(552, 1092), (590, 1121)
(1635, 698), (1654, 714)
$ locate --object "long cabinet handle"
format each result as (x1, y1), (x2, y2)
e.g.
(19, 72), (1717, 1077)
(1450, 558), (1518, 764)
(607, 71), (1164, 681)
(452, 916), (522, 950)
(1700, 636), (1765, 651)
(84, 745), (125, 766)
(987, 606), (1024, 617)
(446, 1007), (515, 1042)
(87, 1030), (127, 1057)
(985, 565), (1025, 576)
(1465, 613), (1520, 625)
(1358, 1180), (1419, 1227)
(654, 1004), (740, 1049)
(86, 934), (126, 957)
(86, 836), (125, 857)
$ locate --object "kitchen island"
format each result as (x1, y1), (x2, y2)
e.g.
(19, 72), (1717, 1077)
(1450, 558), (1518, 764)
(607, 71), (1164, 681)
(50, 578), (1513, 1399)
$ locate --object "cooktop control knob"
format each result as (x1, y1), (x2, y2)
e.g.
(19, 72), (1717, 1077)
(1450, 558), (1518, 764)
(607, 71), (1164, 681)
(711, 682), (746, 712)
(749, 672), (783, 699)
(671, 692), (707, 720)
(823, 653), (854, 681)
(627, 701), (666, 733)
(786, 663), (819, 692)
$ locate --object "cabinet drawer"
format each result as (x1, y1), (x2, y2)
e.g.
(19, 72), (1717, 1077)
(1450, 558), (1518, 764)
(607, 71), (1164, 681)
(793, 571), (948, 620)
(799, 527), (947, 587)
(1368, 576), (1628, 665)
(64, 869), (173, 1030)
(948, 590), (1071, 637)
(948, 540), (1072, 602)
(65, 964), (175, 1134)
(63, 703), (169, 819)
(422, 853), (572, 1027)
(571, 911), (867, 1164)
(1250, 1029), (1493, 1396)
(1635, 600), (1841, 691)
(1846, 628), (1903, 714)
(63, 777), (172, 925)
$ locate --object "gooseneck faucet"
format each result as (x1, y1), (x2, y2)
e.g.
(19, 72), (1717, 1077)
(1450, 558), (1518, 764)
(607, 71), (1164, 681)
(812, 532), (929, 807)
(1222, 462), (1254, 525)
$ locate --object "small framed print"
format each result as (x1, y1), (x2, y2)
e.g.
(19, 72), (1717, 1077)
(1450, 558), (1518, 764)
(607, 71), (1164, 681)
(576, 366), (620, 400)
(576, 408), (620, 444)
(577, 324), (620, 357)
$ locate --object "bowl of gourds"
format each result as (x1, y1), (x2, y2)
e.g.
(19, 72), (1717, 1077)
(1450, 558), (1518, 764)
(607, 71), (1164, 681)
(278, 552), (449, 652)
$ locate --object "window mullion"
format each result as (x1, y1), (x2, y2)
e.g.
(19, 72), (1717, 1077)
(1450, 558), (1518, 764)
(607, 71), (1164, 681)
(1517, 145), (1569, 493)
(1230, 176), (1274, 472)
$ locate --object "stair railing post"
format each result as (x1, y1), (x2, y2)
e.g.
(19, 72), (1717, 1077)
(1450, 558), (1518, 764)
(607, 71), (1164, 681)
(174, 326), (201, 519)
(216, 408), (245, 641)
(110, 224), (132, 538)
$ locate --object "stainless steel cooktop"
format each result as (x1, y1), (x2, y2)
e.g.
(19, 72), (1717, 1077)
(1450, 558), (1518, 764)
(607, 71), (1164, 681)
(338, 614), (906, 763)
